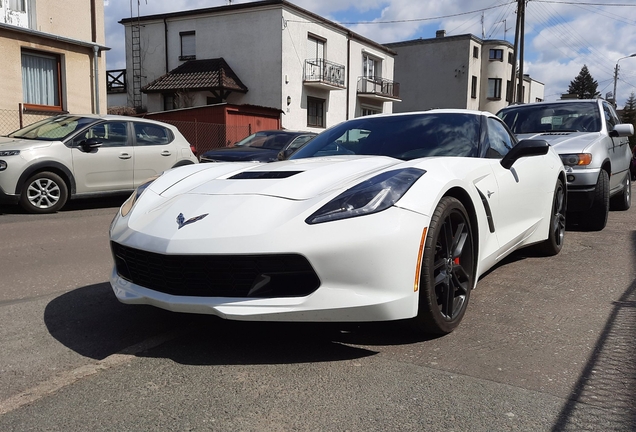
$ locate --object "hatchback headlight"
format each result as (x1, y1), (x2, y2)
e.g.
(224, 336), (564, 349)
(560, 153), (592, 166)
(306, 168), (426, 224)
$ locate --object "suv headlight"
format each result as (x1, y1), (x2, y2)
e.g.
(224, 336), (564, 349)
(560, 153), (592, 166)
(305, 168), (426, 224)
(0, 150), (20, 157)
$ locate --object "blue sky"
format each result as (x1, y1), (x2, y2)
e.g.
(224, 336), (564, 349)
(104, 0), (636, 107)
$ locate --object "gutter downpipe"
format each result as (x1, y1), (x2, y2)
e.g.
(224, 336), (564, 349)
(93, 45), (100, 114)
(164, 18), (169, 74)
(346, 32), (351, 120)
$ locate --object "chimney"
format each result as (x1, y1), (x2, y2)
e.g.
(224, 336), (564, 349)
(436, 30), (446, 38)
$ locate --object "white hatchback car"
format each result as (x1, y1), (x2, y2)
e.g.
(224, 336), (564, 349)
(0, 114), (198, 213)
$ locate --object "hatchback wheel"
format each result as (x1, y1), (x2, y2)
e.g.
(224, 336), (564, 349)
(610, 174), (631, 211)
(19, 172), (68, 214)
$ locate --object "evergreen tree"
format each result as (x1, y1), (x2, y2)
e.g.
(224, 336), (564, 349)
(622, 92), (636, 149)
(567, 65), (600, 99)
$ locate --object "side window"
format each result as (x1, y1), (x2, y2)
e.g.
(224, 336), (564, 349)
(287, 135), (315, 151)
(134, 123), (173, 146)
(486, 118), (514, 158)
(602, 102), (619, 131)
(74, 122), (129, 148)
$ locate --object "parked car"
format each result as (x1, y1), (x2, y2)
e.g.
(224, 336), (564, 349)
(109, 110), (565, 335)
(498, 99), (633, 230)
(199, 130), (317, 163)
(0, 114), (198, 213)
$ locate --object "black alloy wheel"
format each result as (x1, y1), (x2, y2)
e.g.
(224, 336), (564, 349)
(536, 178), (566, 256)
(414, 197), (474, 335)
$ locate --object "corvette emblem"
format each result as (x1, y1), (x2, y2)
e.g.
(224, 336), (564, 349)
(176, 212), (209, 229)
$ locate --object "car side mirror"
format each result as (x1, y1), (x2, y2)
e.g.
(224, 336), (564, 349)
(609, 123), (634, 138)
(79, 138), (103, 152)
(500, 139), (550, 170)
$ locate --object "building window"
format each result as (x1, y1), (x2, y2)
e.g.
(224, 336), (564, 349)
(180, 31), (196, 61)
(307, 34), (325, 60)
(489, 49), (503, 61)
(307, 97), (325, 128)
(473, 46), (479, 59)
(361, 107), (381, 116)
(21, 50), (62, 111)
(471, 76), (478, 99)
(487, 78), (502, 99)
(506, 80), (512, 102)
(363, 54), (380, 78)
(9, 0), (26, 12)
(508, 52), (514, 64)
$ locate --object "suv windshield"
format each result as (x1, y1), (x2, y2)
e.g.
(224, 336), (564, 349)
(8, 115), (96, 141)
(498, 102), (601, 134)
(290, 113), (481, 161)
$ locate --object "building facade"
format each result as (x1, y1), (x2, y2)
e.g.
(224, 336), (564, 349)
(0, 0), (108, 133)
(386, 32), (544, 115)
(113, 0), (400, 132)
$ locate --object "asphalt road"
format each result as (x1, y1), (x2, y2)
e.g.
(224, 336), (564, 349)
(0, 193), (634, 431)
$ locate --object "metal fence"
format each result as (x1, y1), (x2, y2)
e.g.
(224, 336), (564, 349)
(0, 108), (57, 136)
(156, 119), (252, 156)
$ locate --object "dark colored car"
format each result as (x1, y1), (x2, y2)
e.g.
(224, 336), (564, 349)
(200, 130), (317, 163)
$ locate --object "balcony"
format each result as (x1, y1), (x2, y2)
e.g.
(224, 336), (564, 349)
(303, 59), (346, 90)
(106, 69), (127, 94)
(357, 76), (401, 102)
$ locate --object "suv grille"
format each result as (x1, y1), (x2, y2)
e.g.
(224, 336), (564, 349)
(111, 242), (320, 298)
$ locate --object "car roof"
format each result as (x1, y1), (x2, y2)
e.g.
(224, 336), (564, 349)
(499, 99), (602, 111)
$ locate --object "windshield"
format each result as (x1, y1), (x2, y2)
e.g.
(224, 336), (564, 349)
(498, 102), (601, 134)
(234, 132), (296, 150)
(290, 113), (481, 161)
(8, 115), (97, 141)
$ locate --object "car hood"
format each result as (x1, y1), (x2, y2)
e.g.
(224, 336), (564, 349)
(516, 131), (601, 153)
(200, 146), (277, 162)
(0, 136), (54, 150)
(152, 156), (403, 202)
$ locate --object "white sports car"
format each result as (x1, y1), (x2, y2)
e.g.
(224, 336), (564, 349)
(109, 110), (566, 334)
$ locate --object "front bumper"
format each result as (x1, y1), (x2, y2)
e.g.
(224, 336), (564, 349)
(110, 206), (429, 322)
(0, 184), (19, 205)
(564, 167), (599, 212)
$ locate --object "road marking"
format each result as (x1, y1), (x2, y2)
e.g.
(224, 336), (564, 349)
(0, 331), (180, 416)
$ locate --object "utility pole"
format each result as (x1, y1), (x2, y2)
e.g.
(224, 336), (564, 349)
(510, 0), (522, 104)
(516, 0), (526, 104)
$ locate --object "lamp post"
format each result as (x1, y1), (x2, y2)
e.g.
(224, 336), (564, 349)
(613, 53), (636, 107)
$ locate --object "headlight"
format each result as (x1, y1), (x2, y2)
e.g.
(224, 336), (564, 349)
(560, 153), (592, 166)
(0, 150), (20, 157)
(306, 168), (426, 224)
(120, 177), (157, 217)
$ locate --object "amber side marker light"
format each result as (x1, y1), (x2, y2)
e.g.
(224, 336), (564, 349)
(413, 227), (428, 292)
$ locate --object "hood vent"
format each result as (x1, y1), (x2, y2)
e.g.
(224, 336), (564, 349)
(229, 171), (302, 180)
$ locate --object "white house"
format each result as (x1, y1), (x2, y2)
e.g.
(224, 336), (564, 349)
(385, 32), (544, 115)
(113, 0), (400, 132)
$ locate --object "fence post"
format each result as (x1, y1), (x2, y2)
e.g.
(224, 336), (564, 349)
(19, 103), (23, 129)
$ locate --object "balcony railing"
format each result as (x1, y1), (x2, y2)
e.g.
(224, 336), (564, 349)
(304, 58), (346, 90)
(357, 76), (400, 101)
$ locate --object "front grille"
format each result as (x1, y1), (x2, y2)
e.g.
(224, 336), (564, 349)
(111, 242), (320, 298)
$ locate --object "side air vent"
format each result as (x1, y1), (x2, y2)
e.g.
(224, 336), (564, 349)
(229, 171), (302, 179)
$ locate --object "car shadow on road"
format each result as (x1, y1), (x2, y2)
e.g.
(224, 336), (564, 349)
(551, 230), (636, 431)
(43, 283), (436, 366)
(0, 195), (127, 215)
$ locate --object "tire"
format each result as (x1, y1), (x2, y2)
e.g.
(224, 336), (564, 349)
(583, 170), (609, 231)
(535, 179), (566, 256)
(610, 174), (631, 211)
(19, 172), (68, 214)
(413, 197), (474, 335)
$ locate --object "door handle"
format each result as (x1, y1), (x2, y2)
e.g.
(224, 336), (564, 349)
(161, 151), (171, 156)
(119, 153), (132, 159)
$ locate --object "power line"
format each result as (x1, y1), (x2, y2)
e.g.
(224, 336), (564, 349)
(533, 1), (636, 5)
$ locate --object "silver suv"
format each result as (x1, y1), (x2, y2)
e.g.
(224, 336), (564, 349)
(498, 99), (633, 230)
(0, 114), (198, 213)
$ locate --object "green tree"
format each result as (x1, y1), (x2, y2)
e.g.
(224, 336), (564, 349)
(567, 65), (600, 99)
(622, 92), (636, 149)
